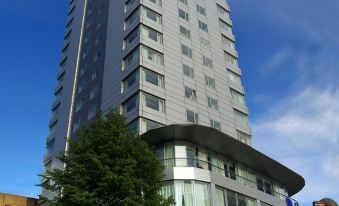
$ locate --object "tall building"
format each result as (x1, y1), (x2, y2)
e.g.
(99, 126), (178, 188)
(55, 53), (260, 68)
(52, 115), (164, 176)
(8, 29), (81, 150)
(43, 0), (305, 205)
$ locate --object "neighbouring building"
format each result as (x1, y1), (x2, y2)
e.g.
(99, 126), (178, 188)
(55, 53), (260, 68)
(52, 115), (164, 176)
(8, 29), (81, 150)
(0, 193), (38, 206)
(42, 0), (305, 205)
(313, 198), (338, 206)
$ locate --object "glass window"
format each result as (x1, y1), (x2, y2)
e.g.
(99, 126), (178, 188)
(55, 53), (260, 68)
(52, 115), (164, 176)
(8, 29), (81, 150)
(89, 86), (98, 99)
(124, 8), (140, 29)
(141, 25), (163, 44)
(55, 86), (63, 97)
(247, 198), (257, 206)
(123, 70), (138, 92)
(222, 35), (235, 50)
(219, 188), (258, 206)
(75, 99), (84, 112)
(80, 63), (88, 76)
(124, 27), (139, 49)
(163, 181), (211, 206)
(93, 49), (101, 62)
(231, 89), (245, 106)
(225, 52), (238, 67)
(185, 86), (196, 100)
(88, 106), (97, 120)
(181, 44), (192, 58)
(179, 9), (189, 21)
(186, 146), (195, 167)
(128, 119), (138, 134)
(219, 19), (232, 34)
(227, 69), (242, 86)
(142, 7), (162, 24)
(260, 202), (272, 206)
(217, 5), (230, 19)
(141, 45), (164, 65)
(264, 181), (272, 195)
(238, 194), (246, 206)
(175, 145), (187, 166)
(216, 188), (226, 206)
(180, 25), (191, 38)
(187, 109), (198, 124)
(123, 47), (140, 69)
(164, 144), (175, 167)
(273, 183), (288, 200)
(208, 97), (219, 110)
(194, 182), (211, 206)
(82, 46), (89, 59)
(237, 130), (251, 146)
(73, 119), (80, 132)
(124, 0), (137, 13)
(203, 56), (213, 68)
(197, 148), (208, 169)
(95, 32), (103, 45)
(52, 103), (60, 115)
(256, 178), (264, 192)
(179, 0), (187, 4)
(227, 190), (237, 206)
(141, 118), (163, 133)
(183, 64), (194, 78)
(234, 109), (249, 127)
(123, 94), (138, 114)
(142, 92), (165, 112)
(197, 5), (206, 16)
(225, 162), (237, 180)
(210, 120), (221, 131)
(148, 0), (162, 6)
(181, 181), (194, 205)
(199, 20), (208, 32)
(142, 68), (164, 88)
(205, 76), (216, 89)
(91, 69), (99, 80)
(77, 82), (84, 94)
(160, 182), (175, 200)
(200, 37), (210, 49)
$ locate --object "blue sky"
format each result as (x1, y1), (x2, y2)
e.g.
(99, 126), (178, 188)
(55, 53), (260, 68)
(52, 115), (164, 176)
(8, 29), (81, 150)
(0, 0), (338, 205)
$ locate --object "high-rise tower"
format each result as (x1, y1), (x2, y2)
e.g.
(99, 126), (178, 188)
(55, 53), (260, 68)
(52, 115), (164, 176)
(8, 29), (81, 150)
(43, 0), (304, 205)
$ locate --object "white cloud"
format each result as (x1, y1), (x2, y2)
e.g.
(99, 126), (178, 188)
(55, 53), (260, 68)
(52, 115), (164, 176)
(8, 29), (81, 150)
(230, 0), (339, 204)
(252, 86), (339, 204)
(261, 47), (292, 77)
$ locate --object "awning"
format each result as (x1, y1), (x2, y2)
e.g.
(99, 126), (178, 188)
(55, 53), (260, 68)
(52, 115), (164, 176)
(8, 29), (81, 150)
(141, 124), (305, 196)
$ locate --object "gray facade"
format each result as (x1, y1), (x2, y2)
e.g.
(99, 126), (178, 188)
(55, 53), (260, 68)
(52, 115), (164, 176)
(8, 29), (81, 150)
(44, 0), (86, 180)
(43, 0), (304, 204)
(101, 0), (251, 143)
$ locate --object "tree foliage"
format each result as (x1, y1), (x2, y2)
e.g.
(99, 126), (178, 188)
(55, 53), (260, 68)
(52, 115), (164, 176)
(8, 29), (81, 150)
(40, 112), (173, 206)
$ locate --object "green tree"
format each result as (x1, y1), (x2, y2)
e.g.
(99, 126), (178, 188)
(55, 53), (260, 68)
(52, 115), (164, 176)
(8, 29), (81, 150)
(40, 112), (173, 206)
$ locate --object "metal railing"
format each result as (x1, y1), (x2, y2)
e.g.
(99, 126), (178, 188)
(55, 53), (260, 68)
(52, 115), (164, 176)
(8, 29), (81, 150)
(160, 158), (299, 206)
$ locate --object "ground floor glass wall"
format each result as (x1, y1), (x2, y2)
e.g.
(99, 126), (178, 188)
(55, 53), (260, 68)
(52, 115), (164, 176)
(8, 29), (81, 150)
(161, 180), (211, 206)
(156, 142), (288, 200)
(216, 187), (257, 206)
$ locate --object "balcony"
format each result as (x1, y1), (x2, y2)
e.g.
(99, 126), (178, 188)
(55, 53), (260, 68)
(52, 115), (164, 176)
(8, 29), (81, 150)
(43, 153), (52, 163)
(160, 157), (297, 204)
(141, 125), (305, 197)
(56, 69), (65, 80)
(54, 81), (63, 93)
(51, 99), (60, 111)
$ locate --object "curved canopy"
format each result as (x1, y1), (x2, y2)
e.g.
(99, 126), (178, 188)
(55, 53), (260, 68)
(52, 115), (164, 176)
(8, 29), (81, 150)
(141, 124), (305, 196)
